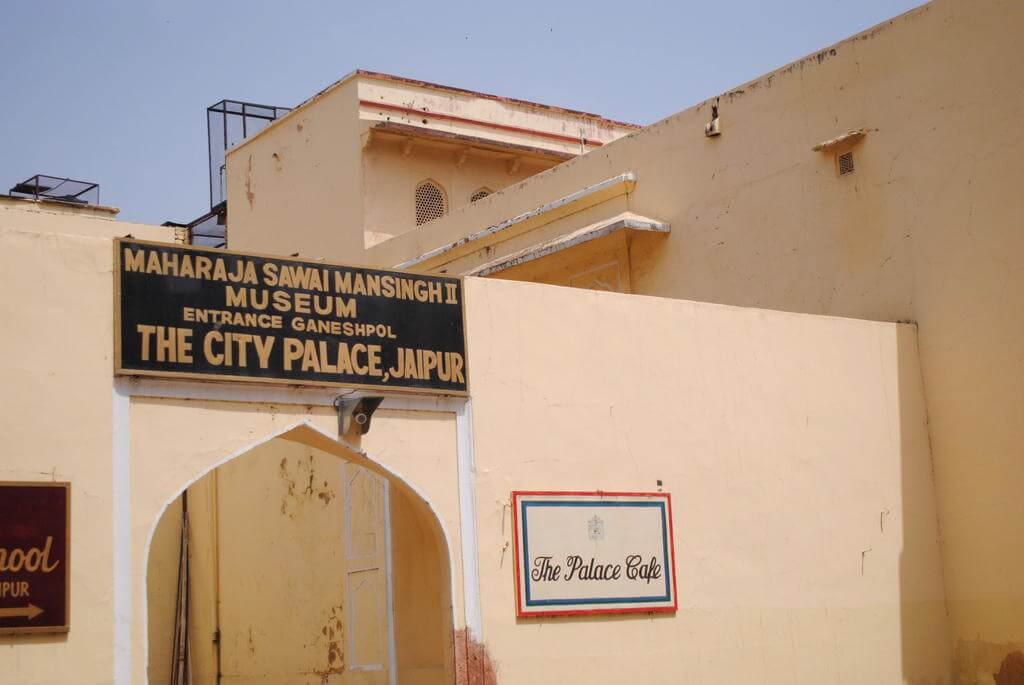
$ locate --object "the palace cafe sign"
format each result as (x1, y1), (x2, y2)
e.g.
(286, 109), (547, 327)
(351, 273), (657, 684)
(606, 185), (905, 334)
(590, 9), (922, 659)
(114, 239), (467, 394)
(512, 491), (678, 617)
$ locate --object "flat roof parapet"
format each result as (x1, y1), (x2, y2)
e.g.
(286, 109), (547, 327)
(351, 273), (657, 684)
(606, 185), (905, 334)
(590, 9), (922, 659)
(0, 193), (119, 217)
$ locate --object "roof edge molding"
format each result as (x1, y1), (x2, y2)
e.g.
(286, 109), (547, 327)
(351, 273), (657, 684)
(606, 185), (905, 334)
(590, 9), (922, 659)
(353, 71), (640, 129)
(396, 172), (637, 270)
(369, 122), (574, 162)
(466, 212), (670, 278)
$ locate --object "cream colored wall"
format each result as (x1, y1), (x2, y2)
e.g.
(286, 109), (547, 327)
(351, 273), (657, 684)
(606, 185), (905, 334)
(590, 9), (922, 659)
(130, 405), (330, 683)
(224, 77), (562, 258)
(145, 431), (392, 685)
(129, 400), (460, 684)
(146, 497), (181, 683)
(463, 277), (948, 683)
(210, 440), (375, 684)
(0, 213), (166, 684)
(135, 275), (951, 683)
(0, 209), (949, 682)
(362, 135), (553, 247)
(390, 482), (455, 685)
(0, 209), (461, 682)
(225, 78), (367, 258)
(362, 406), (464, 669)
(183, 469), (219, 683)
(348, 1), (1023, 677)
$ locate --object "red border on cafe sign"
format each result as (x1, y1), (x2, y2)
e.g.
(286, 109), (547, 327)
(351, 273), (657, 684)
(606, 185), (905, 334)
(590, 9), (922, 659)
(511, 490), (678, 618)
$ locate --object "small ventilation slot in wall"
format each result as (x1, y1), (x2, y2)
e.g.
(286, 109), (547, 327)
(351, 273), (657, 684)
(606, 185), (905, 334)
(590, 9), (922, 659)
(415, 180), (447, 225)
(837, 151), (855, 176)
(470, 188), (492, 203)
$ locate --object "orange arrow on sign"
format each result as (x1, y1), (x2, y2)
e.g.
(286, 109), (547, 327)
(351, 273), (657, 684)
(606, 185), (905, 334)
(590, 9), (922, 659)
(0, 604), (44, 620)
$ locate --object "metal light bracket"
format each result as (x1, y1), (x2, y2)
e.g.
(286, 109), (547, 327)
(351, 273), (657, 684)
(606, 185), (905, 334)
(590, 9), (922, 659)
(334, 396), (385, 436)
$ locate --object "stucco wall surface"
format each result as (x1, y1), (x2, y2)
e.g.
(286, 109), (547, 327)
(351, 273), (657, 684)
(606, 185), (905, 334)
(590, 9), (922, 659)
(362, 136), (553, 247)
(348, 1), (1023, 675)
(1, 213), (948, 682)
(464, 277), (948, 684)
(226, 78), (367, 259)
(224, 72), (636, 260)
(0, 218), (462, 683)
(0, 213), (170, 684)
(129, 401), (462, 684)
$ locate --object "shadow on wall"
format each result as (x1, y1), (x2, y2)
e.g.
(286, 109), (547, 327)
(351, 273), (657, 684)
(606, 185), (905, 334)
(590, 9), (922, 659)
(0, 634), (67, 647)
(897, 323), (954, 684)
(897, 321), (1024, 685)
(145, 427), (455, 684)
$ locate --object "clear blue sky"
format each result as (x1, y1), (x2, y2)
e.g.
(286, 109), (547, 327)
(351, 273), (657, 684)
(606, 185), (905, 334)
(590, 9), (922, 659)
(1, 0), (923, 225)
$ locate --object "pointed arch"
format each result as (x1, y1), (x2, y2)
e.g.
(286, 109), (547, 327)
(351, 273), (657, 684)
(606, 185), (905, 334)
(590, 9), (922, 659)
(143, 421), (456, 684)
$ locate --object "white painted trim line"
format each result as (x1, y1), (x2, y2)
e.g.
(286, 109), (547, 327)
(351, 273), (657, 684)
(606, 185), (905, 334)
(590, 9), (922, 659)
(396, 172), (637, 269)
(117, 377), (467, 414)
(456, 399), (483, 640)
(112, 385), (132, 684)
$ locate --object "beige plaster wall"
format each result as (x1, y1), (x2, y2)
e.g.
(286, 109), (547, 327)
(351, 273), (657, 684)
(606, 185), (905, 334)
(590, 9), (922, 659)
(183, 470), (219, 683)
(162, 418), (458, 685)
(362, 406), (464, 661)
(390, 481), (456, 685)
(0, 214), (461, 682)
(224, 77), (562, 258)
(146, 496), (182, 683)
(0, 215), (166, 684)
(133, 276), (949, 683)
(347, 1), (1022, 676)
(362, 135), (553, 247)
(0, 207), (949, 682)
(129, 401), (460, 684)
(225, 78), (367, 259)
(156, 440), (373, 684)
(463, 277), (948, 683)
(493, 230), (635, 293)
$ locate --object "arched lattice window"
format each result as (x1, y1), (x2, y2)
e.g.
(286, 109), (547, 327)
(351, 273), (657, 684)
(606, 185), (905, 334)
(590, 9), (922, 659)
(470, 187), (492, 203)
(415, 180), (447, 225)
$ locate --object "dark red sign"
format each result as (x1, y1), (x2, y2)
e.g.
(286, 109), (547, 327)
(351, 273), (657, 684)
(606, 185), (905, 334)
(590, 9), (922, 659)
(0, 483), (70, 634)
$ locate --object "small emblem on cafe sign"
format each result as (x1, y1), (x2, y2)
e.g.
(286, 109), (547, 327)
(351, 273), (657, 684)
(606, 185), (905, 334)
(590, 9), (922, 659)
(587, 515), (605, 541)
(512, 491), (677, 617)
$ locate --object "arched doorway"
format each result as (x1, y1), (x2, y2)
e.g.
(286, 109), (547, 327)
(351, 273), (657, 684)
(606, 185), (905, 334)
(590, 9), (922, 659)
(145, 425), (455, 684)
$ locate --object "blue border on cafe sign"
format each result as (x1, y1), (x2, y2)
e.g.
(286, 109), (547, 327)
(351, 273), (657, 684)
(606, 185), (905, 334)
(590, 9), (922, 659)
(520, 499), (672, 607)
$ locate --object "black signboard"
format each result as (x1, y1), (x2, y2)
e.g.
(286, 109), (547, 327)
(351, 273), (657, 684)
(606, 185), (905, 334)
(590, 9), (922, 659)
(114, 239), (468, 394)
(0, 482), (70, 634)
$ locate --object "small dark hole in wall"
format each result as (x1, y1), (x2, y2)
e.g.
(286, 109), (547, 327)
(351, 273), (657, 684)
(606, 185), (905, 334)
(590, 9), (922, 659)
(838, 151), (855, 176)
